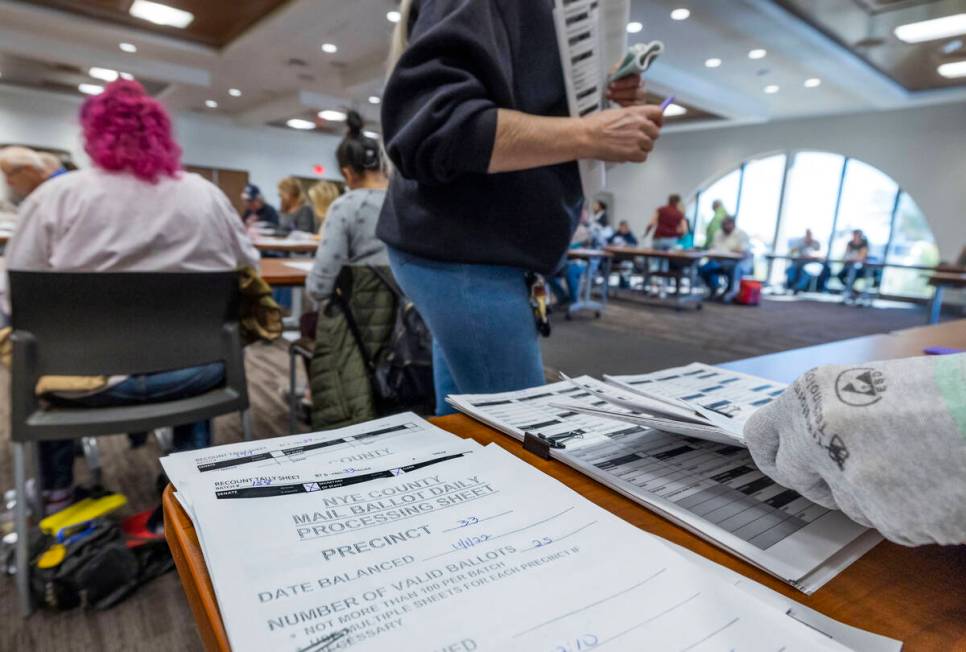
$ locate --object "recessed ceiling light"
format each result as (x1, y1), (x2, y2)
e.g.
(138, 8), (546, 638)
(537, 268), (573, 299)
(120, 72), (134, 80)
(943, 39), (963, 54)
(78, 83), (104, 95)
(318, 109), (347, 121)
(228, 88), (242, 97)
(764, 84), (780, 94)
(205, 99), (218, 109)
(363, 130), (380, 139)
(664, 103), (687, 117)
(88, 67), (119, 82)
(119, 42), (138, 53)
(894, 13), (966, 44)
(670, 8), (690, 21)
(804, 77), (822, 88)
(387, 10), (401, 23)
(321, 43), (338, 54)
(129, 0), (194, 28)
(748, 49), (767, 60)
(287, 119), (316, 130)
(704, 57), (722, 68)
(938, 60), (966, 78)
(368, 96), (381, 104)
(627, 22), (643, 34)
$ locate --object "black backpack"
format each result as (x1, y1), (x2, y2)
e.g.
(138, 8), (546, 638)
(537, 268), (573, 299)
(337, 267), (435, 415)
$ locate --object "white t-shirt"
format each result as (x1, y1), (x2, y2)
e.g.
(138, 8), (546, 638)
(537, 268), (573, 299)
(6, 168), (259, 276)
(710, 228), (751, 255)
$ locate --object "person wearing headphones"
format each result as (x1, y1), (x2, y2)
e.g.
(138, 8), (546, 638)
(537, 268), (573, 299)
(377, 0), (664, 412)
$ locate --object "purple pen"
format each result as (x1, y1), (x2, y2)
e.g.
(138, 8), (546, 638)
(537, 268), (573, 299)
(660, 96), (676, 113)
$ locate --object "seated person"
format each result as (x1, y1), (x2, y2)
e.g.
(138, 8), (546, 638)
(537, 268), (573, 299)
(277, 177), (317, 234)
(4, 80), (259, 513)
(785, 228), (822, 293)
(588, 199), (613, 248)
(835, 229), (870, 299)
(241, 183), (280, 227)
(306, 111), (389, 303)
(0, 146), (58, 206)
(548, 217), (591, 305)
(745, 354), (965, 546)
(608, 221), (638, 289)
(698, 217), (751, 298)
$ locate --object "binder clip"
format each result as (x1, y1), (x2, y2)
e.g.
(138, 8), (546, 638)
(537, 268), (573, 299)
(522, 431), (584, 460)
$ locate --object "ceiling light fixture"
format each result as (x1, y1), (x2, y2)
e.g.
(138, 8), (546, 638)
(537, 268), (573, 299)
(88, 67), (119, 82)
(119, 42), (138, 53)
(704, 57), (722, 68)
(387, 10), (401, 23)
(321, 43), (338, 54)
(764, 84), (780, 94)
(368, 96), (381, 104)
(626, 22), (643, 34)
(205, 99), (218, 109)
(318, 109), (347, 121)
(287, 119), (316, 130)
(804, 77), (822, 88)
(120, 72), (135, 80)
(748, 48), (767, 59)
(895, 13), (966, 44)
(78, 83), (104, 95)
(938, 60), (966, 78)
(943, 39), (963, 54)
(228, 88), (242, 97)
(363, 130), (380, 139)
(670, 8), (690, 21)
(663, 103), (687, 117)
(129, 0), (194, 28)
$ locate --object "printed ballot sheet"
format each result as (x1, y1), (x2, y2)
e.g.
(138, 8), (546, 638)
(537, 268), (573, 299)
(553, 0), (606, 199)
(161, 413), (460, 514)
(448, 378), (877, 593)
(188, 444), (849, 652)
(607, 363), (790, 439)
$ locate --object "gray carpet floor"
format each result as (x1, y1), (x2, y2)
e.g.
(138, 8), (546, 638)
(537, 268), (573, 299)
(0, 295), (933, 651)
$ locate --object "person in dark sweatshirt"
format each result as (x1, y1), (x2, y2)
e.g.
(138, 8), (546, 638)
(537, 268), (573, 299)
(378, 0), (664, 412)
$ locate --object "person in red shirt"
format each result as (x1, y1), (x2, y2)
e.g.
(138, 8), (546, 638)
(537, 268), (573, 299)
(645, 194), (688, 251)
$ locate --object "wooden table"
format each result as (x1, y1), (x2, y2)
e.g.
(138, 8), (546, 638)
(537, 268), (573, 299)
(927, 271), (966, 324)
(257, 258), (311, 287)
(253, 238), (319, 255)
(164, 325), (966, 651)
(606, 246), (706, 310)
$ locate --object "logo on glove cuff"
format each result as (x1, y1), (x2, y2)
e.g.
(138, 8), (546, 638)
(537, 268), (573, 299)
(834, 368), (886, 407)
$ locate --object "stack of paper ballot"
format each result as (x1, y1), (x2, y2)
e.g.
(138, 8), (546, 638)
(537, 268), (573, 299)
(163, 412), (898, 651)
(447, 363), (883, 593)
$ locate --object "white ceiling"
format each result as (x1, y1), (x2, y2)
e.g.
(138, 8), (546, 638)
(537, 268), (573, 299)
(1, 0), (965, 135)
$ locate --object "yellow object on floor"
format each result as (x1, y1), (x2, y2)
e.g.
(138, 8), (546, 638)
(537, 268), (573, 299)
(38, 493), (127, 536)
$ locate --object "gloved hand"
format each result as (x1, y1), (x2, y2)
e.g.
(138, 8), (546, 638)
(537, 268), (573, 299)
(743, 354), (966, 546)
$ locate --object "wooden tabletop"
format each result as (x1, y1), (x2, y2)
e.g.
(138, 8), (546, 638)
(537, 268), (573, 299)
(253, 238), (319, 255)
(163, 412), (966, 652)
(164, 323), (966, 651)
(929, 271), (966, 288)
(567, 247), (613, 259)
(257, 258), (311, 287)
(605, 246), (706, 260)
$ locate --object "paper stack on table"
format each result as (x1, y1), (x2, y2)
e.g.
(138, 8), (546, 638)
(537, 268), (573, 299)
(162, 411), (883, 651)
(447, 366), (883, 594)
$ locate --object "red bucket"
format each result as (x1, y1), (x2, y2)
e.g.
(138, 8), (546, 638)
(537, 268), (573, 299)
(736, 279), (762, 306)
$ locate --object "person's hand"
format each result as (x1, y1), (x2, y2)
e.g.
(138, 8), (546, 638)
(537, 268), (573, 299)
(607, 73), (647, 107)
(579, 105), (664, 163)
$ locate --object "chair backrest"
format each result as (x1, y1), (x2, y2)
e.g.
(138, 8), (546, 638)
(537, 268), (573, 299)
(9, 270), (240, 377)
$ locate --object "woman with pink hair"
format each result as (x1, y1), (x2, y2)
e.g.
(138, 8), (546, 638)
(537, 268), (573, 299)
(5, 80), (259, 513)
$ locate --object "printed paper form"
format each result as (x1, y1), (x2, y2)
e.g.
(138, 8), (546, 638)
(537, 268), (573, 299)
(553, 0), (606, 199)
(607, 362), (790, 438)
(161, 413), (462, 515)
(448, 378), (875, 592)
(188, 445), (849, 652)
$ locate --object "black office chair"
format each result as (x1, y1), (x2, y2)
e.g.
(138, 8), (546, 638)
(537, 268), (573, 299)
(8, 271), (253, 615)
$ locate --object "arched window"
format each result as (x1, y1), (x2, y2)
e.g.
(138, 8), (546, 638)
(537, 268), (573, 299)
(687, 152), (939, 298)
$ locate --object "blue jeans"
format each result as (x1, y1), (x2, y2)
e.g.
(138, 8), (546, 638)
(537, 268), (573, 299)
(387, 247), (545, 415)
(40, 363), (225, 490)
(548, 261), (585, 304)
